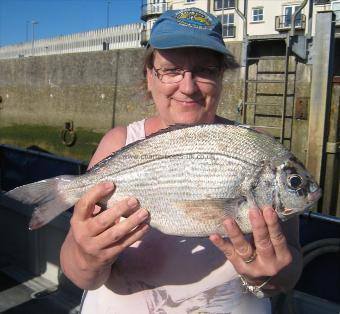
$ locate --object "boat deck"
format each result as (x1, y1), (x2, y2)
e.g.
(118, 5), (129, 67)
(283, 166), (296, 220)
(0, 262), (81, 314)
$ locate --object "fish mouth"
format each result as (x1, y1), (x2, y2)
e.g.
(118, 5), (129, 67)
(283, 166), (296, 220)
(281, 188), (322, 218)
(281, 207), (303, 218)
(307, 188), (322, 203)
(282, 201), (318, 218)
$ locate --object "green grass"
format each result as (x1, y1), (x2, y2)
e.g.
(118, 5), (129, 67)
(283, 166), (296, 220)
(0, 125), (104, 162)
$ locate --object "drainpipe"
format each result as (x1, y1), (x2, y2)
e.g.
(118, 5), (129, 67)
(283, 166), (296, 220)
(234, 0), (248, 123)
(307, 0), (313, 38)
(243, 0), (248, 26)
(234, 0), (247, 45)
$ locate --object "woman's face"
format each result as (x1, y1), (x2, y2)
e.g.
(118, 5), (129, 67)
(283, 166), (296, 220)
(146, 48), (223, 127)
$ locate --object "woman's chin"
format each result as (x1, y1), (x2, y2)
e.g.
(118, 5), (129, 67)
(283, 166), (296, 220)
(171, 112), (214, 125)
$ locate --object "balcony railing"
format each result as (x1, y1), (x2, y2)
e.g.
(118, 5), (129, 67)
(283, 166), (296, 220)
(275, 14), (306, 31)
(141, 2), (169, 21)
(222, 25), (236, 38)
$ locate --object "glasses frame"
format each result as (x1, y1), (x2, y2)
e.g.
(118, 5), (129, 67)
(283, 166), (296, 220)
(152, 66), (222, 84)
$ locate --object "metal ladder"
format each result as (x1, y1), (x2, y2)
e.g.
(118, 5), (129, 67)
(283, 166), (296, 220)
(241, 36), (297, 149)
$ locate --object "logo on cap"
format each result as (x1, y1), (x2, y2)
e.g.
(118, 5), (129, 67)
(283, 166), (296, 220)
(175, 8), (213, 30)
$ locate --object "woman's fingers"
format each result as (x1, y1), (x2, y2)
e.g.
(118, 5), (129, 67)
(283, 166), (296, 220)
(223, 218), (254, 261)
(262, 207), (291, 264)
(95, 207), (150, 248)
(104, 222), (150, 258)
(89, 197), (141, 236)
(249, 208), (275, 260)
(73, 182), (115, 221)
(211, 207), (294, 280)
(209, 233), (235, 260)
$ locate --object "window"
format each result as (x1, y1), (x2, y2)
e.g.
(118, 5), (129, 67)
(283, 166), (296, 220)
(283, 5), (302, 27)
(149, 0), (167, 14)
(185, 0), (195, 2)
(252, 7), (263, 22)
(214, 0), (235, 11)
(331, 0), (340, 24)
(217, 13), (235, 37)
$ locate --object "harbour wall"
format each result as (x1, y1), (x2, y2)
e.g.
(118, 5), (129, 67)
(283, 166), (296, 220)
(0, 44), (246, 132)
(0, 43), (313, 161)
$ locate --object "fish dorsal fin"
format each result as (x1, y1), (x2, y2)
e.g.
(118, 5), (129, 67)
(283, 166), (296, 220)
(142, 116), (235, 139)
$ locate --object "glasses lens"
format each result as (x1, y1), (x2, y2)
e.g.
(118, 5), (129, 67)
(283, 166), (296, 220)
(157, 68), (183, 83)
(154, 67), (220, 84)
(194, 67), (220, 82)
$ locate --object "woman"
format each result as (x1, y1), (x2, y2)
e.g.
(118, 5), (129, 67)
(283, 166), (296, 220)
(60, 8), (302, 313)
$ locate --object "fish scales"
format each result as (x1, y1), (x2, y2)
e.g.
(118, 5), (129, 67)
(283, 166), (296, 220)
(88, 125), (287, 179)
(108, 154), (258, 236)
(4, 124), (321, 235)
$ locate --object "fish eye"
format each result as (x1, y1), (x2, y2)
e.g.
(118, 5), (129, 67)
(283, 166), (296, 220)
(287, 174), (303, 190)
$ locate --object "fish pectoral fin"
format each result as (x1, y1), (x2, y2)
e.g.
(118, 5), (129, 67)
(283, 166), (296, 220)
(175, 197), (247, 221)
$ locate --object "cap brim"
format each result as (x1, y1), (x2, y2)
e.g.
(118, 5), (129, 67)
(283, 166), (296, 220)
(149, 33), (232, 56)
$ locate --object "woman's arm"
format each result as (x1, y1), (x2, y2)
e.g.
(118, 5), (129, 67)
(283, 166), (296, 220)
(60, 126), (150, 290)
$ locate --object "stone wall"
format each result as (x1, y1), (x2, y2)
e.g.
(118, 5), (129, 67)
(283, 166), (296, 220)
(0, 45), (245, 133)
(0, 43), (314, 159)
(0, 49), (142, 132)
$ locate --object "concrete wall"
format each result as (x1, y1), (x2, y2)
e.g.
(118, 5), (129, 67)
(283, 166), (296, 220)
(0, 42), (313, 158)
(0, 44), (244, 133)
(0, 49), (155, 132)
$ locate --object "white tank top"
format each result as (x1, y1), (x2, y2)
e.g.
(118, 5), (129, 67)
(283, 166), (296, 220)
(125, 119), (146, 145)
(80, 120), (271, 314)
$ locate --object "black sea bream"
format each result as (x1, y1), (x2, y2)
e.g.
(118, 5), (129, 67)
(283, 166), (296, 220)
(5, 124), (321, 236)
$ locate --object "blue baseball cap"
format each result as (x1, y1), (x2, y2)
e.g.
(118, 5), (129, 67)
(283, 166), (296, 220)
(148, 8), (232, 56)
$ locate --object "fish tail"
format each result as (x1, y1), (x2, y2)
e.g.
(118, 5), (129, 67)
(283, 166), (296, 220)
(5, 175), (79, 230)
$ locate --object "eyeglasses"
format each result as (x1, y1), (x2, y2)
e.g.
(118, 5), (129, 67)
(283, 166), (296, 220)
(153, 66), (222, 84)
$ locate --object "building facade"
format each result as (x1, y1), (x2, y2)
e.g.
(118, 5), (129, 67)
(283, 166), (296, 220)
(141, 0), (340, 44)
(1, 0), (339, 59)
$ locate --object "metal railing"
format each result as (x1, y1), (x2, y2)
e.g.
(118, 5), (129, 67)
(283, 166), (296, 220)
(141, 2), (169, 21)
(0, 23), (144, 60)
(275, 14), (306, 31)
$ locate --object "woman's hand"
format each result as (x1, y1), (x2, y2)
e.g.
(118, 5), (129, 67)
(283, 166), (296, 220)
(60, 182), (150, 289)
(210, 207), (302, 295)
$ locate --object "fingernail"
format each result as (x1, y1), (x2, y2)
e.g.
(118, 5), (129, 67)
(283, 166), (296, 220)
(127, 197), (139, 208)
(249, 207), (261, 218)
(104, 182), (114, 190)
(138, 208), (149, 219)
(264, 207), (275, 217)
(224, 218), (235, 230)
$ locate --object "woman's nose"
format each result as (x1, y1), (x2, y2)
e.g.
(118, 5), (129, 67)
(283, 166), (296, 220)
(178, 71), (198, 94)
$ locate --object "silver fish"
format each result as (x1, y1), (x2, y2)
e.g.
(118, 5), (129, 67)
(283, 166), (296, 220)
(5, 124), (321, 236)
